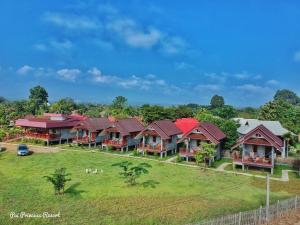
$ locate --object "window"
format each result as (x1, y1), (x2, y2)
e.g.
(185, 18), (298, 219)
(116, 132), (120, 139)
(153, 136), (156, 143)
(110, 133), (113, 139)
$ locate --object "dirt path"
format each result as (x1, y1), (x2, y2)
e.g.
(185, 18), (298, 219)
(0, 142), (61, 153)
(264, 209), (300, 225)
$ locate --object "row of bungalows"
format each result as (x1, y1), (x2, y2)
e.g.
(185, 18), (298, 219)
(231, 118), (292, 174)
(15, 114), (226, 160)
(15, 113), (293, 173)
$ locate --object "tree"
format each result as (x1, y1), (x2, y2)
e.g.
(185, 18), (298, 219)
(109, 96), (128, 118)
(44, 168), (71, 195)
(210, 95), (225, 109)
(50, 98), (77, 114)
(112, 161), (152, 186)
(0, 97), (6, 103)
(274, 89), (300, 105)
(111, 96), (127, 110)
(212, 105), (238, 119)
(195, 143), (217, 169)
(28, 85), (49, 115)
(139, 104), (167, 123)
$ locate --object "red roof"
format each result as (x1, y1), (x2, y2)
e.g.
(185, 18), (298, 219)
(232, 124), (283, 151)
(15, 113), (85, 129)
(175, 118), (199, 135)
(73, 117), (111, 132)
(105, 118), (144, 136)
(137, 120), (182, 140)
(178, 121), (226, 144)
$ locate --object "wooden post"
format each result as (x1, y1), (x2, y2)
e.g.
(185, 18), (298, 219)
(238, 212), (242, 225)
(295, 195), (298, 209)
(266, 174), (270, 221)
(276, 200), (279, 216)
(259, 205), (262, 224)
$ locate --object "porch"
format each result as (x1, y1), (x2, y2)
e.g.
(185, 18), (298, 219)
(24, 130), (60, 141)
(179, 147), (197, 161)
(232, 144), (275, 174)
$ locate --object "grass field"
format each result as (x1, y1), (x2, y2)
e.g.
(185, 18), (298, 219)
(0, 149), (299, 225)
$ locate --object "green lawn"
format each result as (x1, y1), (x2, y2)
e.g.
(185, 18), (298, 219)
(0, 150), (299, 225)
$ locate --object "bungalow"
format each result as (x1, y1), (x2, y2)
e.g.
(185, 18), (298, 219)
(101, 118), (144, 151)
(136, 120), (182, 158)
(176, 118), (226, 161)
(15, 113), (85, 145)
(231, 124), (284, 174)
(233, 118), (291, 158)
(72, 117), (111, 148)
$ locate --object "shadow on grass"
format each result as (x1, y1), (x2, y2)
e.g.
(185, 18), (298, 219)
(65, 182), (86, 197)
(142, 180), (160, 188)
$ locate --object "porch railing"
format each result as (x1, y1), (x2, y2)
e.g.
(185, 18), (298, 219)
(103, 139), (127, 147)
(24, 132), (59, 140)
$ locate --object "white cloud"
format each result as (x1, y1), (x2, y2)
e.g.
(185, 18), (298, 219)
(233, 72), (249, 80)
(236, 84), (271, 93)
(107, 19), (161, 48)
(204, 72), (227, 83)
(50, 40), (73, 50)
(161, 36), (187, 54)
(34, 43), (47, 51)
(57, 69), (81, 81)
(43, 12), (99, 30)
(17, 65), (34, 75)
(266, 79), (279, 86)
(88, 67), (116, 83)
(88, 67), (175, 92)
(194, 84), (220, 92)
(294, 51), (300, 62)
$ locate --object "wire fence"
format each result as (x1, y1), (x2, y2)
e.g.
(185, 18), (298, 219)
(192, 196), (299, 225)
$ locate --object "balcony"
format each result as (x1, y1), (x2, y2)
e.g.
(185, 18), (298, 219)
(103, 139), (127, 147)
(138, 143), (163, 153)
(232, 151), (273, 168)
(24, 132), (59, 140)
(75, 136), (96, 143)
(179, 148), (197, 157)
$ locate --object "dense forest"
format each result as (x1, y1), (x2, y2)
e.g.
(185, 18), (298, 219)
(1, 86), (300, 149)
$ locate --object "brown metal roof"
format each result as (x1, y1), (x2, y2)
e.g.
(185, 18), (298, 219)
(139, 120), (182, 140)
(105, 118), (144, 136)
(73, 118), (111, 132)
(178, 122), (226, 144)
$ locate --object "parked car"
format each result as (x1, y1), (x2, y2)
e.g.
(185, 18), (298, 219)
(17, 144), (29, 156)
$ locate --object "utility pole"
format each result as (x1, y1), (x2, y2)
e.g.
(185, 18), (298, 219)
(266, 173), (270, 220)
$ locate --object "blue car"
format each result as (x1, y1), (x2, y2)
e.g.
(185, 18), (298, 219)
(17, 144), (29, 156)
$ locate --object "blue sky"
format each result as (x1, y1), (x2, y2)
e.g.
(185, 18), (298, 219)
(0, 0), (300, 107)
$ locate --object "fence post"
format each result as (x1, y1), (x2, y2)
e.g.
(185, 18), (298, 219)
(276, 200), (279, 216)
(238, 212), (242, 225)
(295, 196), (298, 209)
(259, 205), (262, 224)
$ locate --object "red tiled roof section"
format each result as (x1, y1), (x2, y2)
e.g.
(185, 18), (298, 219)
(177, 121), (226, 144)
(175, 118), (199, 135)
(113, 118), (144, 136)
(232, 124), (283, 151)
(73, 118), (111, 132)
(149, 120), (182, 139)
(200, 122), (226, 142)
(15, 116), (82, 129)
